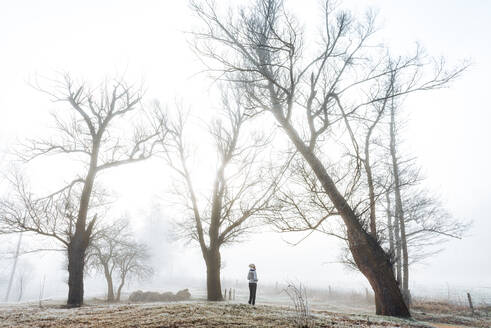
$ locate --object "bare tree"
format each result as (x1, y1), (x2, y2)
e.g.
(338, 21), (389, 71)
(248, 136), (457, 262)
(114, 241), (151, 302)
(284, 283), (314, 328)
(160, 89), (282, 301)
(0, 173), (104, 297)
(189, 0), (465, 316)
(15, 260), (33, 302)
(87, 220), (125, 302)
(4, 232), (22, 302)
(388, 96), (410, 304)
(87, 218), (152, 302)
(358, 76), (395, 239)
(0, 74), (165, 307)
(384, 97), (469, 306)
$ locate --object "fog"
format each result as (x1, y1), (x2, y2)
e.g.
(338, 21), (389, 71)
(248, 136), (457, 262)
(0, 0), (490, 311)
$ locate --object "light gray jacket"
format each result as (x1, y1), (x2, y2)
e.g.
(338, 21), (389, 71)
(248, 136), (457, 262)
(247, 269), (258, 283)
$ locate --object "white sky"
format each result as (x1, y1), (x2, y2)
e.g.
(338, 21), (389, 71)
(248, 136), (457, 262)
(0, 0), (490, 301)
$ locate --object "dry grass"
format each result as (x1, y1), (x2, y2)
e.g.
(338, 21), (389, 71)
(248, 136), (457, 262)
(411, 300), (491, 327)
(0, 301), (431, 328)
(412, 301), (470, 315)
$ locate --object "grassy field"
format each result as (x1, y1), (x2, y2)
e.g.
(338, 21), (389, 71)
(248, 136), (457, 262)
(0, 301), (435, 328)
(1, 290), (490, 328)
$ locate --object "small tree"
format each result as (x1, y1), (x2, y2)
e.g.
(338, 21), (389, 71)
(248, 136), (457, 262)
(284, 283), (314, 328)
(88, 219), (152, 302)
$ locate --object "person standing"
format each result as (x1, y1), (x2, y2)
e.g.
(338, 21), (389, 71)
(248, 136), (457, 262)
(247, 264), (258, 306)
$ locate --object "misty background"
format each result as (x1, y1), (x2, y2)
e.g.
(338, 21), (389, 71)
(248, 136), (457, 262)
(0, 0), (490, 304)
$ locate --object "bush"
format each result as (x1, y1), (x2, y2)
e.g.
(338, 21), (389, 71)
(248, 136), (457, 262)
(128, 289), (191, 302)
(284, 283), (314, 328)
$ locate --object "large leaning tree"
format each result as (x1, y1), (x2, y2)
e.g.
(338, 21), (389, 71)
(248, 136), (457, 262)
(160, 89), (283, 301)
(301, 64), (468, 307)
(0, 75), (165, 307)
(190, 0), (465, 316)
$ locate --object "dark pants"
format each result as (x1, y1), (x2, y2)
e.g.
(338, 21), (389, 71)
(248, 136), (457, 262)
(248, 283), (257, 305)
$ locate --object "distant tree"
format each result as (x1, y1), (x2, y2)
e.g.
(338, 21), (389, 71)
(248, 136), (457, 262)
(15, 259), (33, 302)
(87, 220), (125, 302)
(0, 75), (166, 307)
(4, 233), (22, 302)
(190, 0), (465, 316)
(87, 218), (152, 302)
(159, 89), (282, 301)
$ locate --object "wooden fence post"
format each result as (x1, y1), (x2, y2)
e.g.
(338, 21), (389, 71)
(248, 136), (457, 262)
(467, 292), (474, 316)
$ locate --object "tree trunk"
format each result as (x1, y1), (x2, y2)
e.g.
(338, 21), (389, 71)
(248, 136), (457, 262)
(4, 233), (22, 302)
(67, 161), (97, 307)
(364, 135), (377, 238)
(386, 192), (395, 263)
(17, 276), (23, 302)
(398, 205), (410, 304)
(273, 110), (410, 317)
(103, 264), (115, 302)
(390, 105), (410, 306)
(116, 275), (125, 302)
(393, 206), (402, 286)
(67, 235), (88, 307)
(346, 226), (409, 316)
(205, 248), (223, 301)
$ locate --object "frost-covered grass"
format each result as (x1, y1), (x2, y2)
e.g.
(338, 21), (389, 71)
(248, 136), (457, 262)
(0, 300), (432, 328)
(411, 300), (491, 327)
